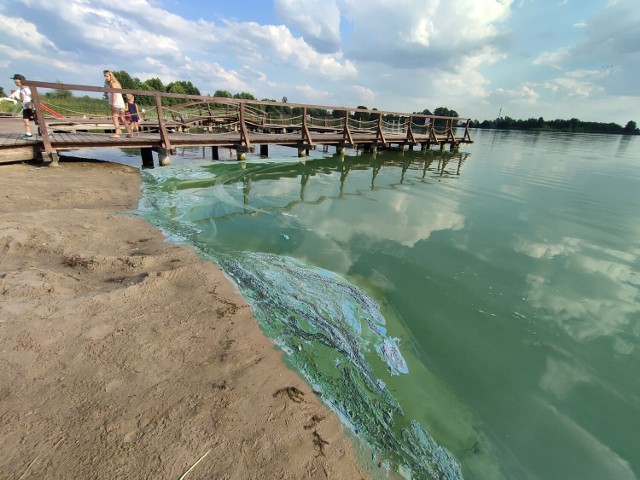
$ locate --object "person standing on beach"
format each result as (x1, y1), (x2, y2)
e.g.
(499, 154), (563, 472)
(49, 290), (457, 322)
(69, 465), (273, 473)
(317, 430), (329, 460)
(11, 74), (34, 140)
(125, 94), (141, 135)
(103, 70), (131, 138)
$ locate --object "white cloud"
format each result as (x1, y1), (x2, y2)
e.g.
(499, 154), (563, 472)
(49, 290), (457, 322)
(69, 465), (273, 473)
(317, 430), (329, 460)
(294, 84), (330, 101)
(222, 21), (357, 80)
(543, 76), (604, 97)
(0, 15), (58, 52)
(275, 0), (342, 52)
(340, 0), (512, 70)
(533, 47), (571, 69)
(351, 85), (375, 104)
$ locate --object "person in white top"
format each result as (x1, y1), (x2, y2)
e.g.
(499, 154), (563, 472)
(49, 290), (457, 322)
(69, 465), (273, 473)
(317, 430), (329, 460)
(103, 70), (131, 138)
(11, 74), (34, 140)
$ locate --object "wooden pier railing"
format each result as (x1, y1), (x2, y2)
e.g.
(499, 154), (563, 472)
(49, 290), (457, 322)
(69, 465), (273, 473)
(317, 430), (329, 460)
(14, 81), (473, 165)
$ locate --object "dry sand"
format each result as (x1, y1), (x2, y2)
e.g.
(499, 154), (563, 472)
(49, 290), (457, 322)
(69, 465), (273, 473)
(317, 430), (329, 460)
(0, 160), (373, 479)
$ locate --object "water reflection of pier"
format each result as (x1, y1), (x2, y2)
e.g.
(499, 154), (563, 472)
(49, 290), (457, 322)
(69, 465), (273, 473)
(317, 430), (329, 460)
(175, 151), (468, 221)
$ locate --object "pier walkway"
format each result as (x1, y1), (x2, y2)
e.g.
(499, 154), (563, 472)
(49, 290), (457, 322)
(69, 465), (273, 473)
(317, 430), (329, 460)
(0, 81), (473, 166)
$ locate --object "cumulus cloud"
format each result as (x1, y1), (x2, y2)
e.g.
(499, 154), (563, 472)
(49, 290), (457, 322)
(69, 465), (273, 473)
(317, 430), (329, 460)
(543, 75), (605, 97)
(0, 15), (58, 52)
(533, 47), (571, 69)
(339, 0), (512, 70)
(220, 21), (357, 80)
(294, 84), (331, 101)
(351, 85), (375, 104)
(275, 0), (342, 53)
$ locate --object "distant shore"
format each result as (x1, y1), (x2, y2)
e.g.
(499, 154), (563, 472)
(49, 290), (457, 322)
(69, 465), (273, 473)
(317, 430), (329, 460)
(0, 160), (372, 479)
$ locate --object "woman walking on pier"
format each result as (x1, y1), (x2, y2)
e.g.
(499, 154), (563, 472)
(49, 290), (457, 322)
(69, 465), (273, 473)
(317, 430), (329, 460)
(103, 70), (131, 138)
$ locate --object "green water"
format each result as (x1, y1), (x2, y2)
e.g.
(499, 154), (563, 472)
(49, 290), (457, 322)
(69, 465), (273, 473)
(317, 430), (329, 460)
(133, 130), (640, 480)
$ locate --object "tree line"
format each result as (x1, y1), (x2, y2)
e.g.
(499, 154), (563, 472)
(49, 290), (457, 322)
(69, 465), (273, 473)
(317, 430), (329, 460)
(471, 116), (639, 135)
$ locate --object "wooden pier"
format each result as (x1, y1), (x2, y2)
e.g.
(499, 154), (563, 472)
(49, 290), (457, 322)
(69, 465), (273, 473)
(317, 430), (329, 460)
(0, 81), (473, 166)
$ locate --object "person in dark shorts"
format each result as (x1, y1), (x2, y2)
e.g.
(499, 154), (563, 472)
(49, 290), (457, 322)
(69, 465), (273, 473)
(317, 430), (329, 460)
(11, 74), (35, 140)
(125, 94), (142, 135)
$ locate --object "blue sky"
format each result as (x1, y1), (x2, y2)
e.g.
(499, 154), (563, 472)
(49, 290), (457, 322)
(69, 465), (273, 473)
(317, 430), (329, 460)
(1, 0), (638, 124)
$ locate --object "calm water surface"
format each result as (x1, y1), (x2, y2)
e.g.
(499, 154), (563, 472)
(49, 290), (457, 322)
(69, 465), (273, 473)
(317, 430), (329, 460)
(74, 130), (640, 479)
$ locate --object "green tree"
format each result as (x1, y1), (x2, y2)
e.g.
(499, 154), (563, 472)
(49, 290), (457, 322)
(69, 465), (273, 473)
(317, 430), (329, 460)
(354, 105), (370, 121)
(233, 92), (257, 100)
(166, 82), (186, 95)
(167, 80), (200, 96)
(213, 89), (232, 98)
(0, 86), (6, 97)
(433, 106), (459, 118)
(143, 77), (165, 92)
(623, 120), (638, 134)
(110, 70), (140, 90)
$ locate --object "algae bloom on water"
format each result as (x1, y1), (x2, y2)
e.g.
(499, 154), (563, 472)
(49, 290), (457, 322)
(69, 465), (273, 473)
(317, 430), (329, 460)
(218, 251), (462, 480)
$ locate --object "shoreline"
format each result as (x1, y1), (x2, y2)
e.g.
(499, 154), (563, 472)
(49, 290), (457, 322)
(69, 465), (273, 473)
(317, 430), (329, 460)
(0, 160), (373, 479)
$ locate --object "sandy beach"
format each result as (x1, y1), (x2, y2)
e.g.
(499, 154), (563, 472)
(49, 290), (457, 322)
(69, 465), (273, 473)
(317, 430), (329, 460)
(0, 159), (371, 479)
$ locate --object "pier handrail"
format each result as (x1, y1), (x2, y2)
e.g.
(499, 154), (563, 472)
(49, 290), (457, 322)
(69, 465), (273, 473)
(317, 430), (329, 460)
(23, 80), (473, 163)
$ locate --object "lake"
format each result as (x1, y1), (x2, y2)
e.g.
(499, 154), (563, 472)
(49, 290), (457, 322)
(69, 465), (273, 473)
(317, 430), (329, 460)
(73, 129), (640, 479)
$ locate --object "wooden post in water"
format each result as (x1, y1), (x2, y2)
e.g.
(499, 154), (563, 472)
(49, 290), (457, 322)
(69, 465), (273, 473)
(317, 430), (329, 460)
(141, 148), (154, 167)
(211, 146), (219, 160)
(157, 147), (171, 166)
(260, 144), (268, 157)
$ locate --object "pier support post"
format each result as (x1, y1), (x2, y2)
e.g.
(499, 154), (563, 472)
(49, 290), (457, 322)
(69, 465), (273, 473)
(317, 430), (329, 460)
(141, 148), (154, 167)
(336, 144), (345, 155)
(158, 147), (171, 166)
(42, 150), (59, 167)
(211, 146), (219, 161)
(297, 146), (307, 158)
(158, 148), (171, 166)
(236, 146), (247, 161)
(260, 144), (269, 157)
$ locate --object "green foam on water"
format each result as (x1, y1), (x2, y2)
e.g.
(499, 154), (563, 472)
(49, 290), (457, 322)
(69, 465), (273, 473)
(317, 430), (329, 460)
(216, 251), (462, 480)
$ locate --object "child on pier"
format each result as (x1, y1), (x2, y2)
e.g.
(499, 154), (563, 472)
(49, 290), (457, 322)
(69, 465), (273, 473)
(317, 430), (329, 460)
(125, 94), (141, 135)
(11, 74), (34, 140)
